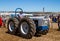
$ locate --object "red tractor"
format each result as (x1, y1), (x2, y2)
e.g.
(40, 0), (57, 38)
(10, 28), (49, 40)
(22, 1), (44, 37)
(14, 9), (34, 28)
(0, 16), (3, 27)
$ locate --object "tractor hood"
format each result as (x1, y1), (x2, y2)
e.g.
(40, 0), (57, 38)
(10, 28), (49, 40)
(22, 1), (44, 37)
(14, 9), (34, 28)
(28, 16), (49, 21)
(10, 13), (50, 20)
(29, 16), (45, 19)
(22, 14), (49, 20)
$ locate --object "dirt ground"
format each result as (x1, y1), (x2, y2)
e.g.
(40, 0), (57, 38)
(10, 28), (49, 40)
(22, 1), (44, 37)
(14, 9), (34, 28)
(0, 23), (60, 41)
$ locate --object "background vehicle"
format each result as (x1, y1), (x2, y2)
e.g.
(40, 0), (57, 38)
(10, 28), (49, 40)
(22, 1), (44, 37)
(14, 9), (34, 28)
(0, 16), (3, 27)
(57, 14), (60, 30)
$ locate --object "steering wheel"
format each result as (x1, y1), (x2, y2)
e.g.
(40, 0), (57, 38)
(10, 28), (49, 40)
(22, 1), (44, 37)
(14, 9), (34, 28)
(15, 8), (23, 17)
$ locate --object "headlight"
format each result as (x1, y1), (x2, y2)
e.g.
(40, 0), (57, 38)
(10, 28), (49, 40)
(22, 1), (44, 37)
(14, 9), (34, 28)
(44, 21), (48, 25)
(45, 21), (48, 23)
(42, 20), (48, 26)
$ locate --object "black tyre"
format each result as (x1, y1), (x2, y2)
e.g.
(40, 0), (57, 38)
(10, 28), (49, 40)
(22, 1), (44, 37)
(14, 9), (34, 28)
(34, 31), (41, 37)
(42, 30), (48, 35)
(18, 18), (36, 39)
(7, 17), (19, 34)
(58, 22), (60, 30)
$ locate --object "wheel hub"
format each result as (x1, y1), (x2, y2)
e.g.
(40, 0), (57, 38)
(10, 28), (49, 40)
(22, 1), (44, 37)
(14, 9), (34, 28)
(20, 22), (29, 34)
(9, 22), (14, 32)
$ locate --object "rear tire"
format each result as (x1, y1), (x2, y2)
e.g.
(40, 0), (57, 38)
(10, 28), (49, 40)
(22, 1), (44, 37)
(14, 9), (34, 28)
(18, 18), (36, 39)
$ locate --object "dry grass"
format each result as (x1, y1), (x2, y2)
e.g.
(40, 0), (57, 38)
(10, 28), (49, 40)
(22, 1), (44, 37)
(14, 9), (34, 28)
(0, 23), (60, 41)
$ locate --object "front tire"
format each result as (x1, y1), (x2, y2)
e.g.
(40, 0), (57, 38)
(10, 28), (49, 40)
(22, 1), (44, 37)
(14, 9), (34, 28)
(42, 30), (48, 35)
(7, 17), (19, 34)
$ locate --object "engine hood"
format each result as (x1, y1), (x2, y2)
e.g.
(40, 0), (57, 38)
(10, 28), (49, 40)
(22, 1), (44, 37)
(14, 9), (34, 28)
(28, 16), (45, 19)
(23, 14), (49, 20)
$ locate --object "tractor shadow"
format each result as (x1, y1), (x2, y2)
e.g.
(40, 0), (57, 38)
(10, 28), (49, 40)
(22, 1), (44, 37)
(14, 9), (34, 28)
(6, 31), (22, 38)
(57, 29), (60, 31)
(6, 31), (42, 39)
(34, 35), (42, 37)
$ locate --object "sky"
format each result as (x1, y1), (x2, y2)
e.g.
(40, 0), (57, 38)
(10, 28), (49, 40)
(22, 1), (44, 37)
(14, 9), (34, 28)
(0, 0), (60, 12)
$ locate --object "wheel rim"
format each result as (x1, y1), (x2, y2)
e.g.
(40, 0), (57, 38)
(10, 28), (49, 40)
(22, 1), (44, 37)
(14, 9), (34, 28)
(9, 22), (14, 32)
(20, 22), (29, 34)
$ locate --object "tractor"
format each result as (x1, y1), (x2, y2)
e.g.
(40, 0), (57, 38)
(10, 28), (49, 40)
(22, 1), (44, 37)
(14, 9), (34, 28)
(7, 8), (49, 39)
(0, 16), (3, 27)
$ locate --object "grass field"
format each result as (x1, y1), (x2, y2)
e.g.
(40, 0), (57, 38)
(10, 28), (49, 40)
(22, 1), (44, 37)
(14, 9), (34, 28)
(0, 23), (60, 41)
